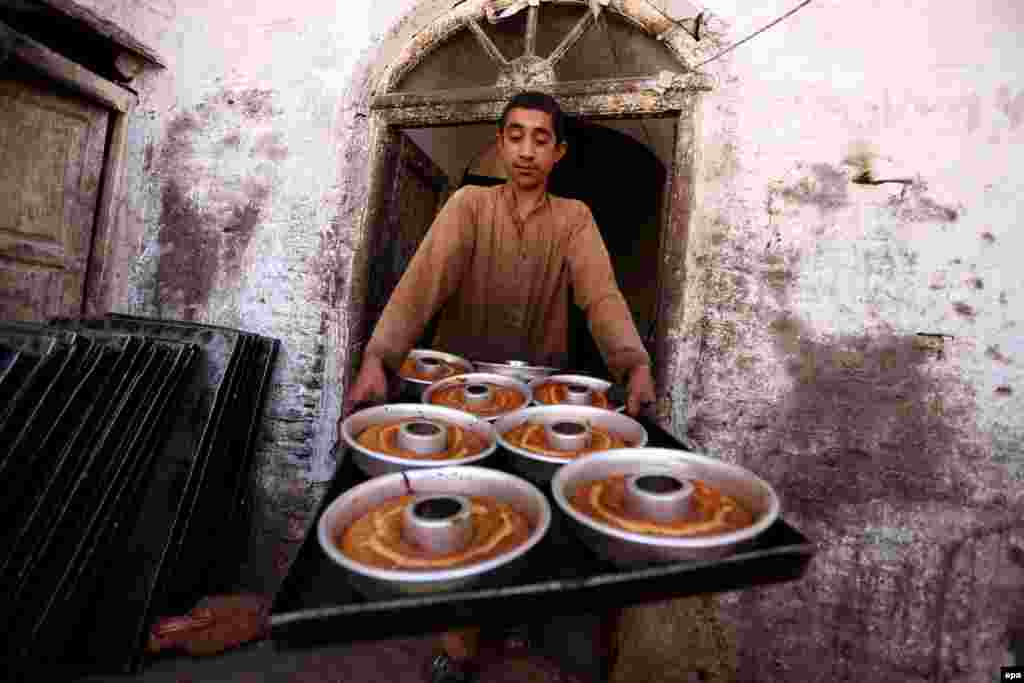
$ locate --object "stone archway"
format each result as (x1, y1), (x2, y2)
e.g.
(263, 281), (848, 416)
(375, 0), (722, 95)
(339, 0), (726, 440)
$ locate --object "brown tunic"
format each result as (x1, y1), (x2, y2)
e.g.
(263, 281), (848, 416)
(365, 183), (650, 383)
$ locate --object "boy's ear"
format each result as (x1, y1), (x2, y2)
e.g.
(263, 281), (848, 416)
(554, 141), (568, 163)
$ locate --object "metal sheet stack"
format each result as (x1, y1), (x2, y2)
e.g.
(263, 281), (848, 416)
(0, 315), (279, 679)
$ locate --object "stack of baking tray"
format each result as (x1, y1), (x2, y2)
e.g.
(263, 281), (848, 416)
(0, 315), (279, 679)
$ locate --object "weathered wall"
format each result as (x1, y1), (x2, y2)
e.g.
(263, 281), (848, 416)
(63, 0), (1022, 678)
(64, 0), (448, 591)
(681, 0), (1024, 680)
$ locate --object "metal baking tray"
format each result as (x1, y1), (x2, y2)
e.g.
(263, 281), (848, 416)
(0, 347), (34, 404)
(270, 416), (816, 648)
(0, 320), (73, 356)
(0, 338), (74, 449)
(0, 316), (279, 678)
(0, 339), (141, 587)
(1, 338), (104, 541)
(35, 345), (199, 660)
(3, 339), (172, 655)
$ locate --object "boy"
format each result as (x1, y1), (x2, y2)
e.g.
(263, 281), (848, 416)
(346, 91), (655, 417)
(345, 91), (656, 682)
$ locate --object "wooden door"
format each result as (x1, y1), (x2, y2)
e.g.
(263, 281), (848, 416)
(364, 130), (449, 344)
(0, 62), (109, 322)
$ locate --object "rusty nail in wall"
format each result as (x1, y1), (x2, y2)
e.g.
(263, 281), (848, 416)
(914, 333), (953, 360)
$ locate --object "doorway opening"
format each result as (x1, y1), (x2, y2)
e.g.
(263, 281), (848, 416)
(359, 116), (671, 381)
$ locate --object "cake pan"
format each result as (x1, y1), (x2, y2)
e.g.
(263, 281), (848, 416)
(342, 403), (499, 478)
(317, 466), (550, 598)
(551, 448), (780, 567)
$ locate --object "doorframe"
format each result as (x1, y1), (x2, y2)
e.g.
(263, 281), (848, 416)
(1, 21), (138, 317)
(343, 76), (706, 419)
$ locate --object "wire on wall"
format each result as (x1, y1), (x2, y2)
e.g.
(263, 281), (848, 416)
(694, 0), (814, 69)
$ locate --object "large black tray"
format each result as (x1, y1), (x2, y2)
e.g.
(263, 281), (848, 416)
(270, 416), (815, 648)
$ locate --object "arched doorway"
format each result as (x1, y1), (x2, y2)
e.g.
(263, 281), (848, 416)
(342, 0), (714, 426)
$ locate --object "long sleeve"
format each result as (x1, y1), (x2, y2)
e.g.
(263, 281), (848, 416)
(566, 202), (651, 383)
(365, 187), (475, 371)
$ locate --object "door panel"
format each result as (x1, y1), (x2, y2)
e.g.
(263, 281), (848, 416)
(0, 63), (109, 321)
(364, 130), (449, 344)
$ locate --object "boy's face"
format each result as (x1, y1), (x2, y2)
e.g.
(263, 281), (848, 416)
(496, 107), (567, 191)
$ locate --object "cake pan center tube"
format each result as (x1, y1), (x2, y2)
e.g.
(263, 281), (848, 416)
(463, 383), (492, 405)
(544, 419), (592, 451)
(415, 356), (445, 377)
(396, 420), (449, 454)
(401, 494), (474, 556)
(624, 473), (698, 524)
(564, 384), (592, 405)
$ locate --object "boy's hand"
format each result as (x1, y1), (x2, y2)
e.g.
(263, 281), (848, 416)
(342, 354), (389, 421)
(625, 364), (656, 418)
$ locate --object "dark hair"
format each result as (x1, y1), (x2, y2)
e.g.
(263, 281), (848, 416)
(499, 91), (566, 145)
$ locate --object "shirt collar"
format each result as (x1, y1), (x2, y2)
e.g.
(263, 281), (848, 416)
(502, 182), (551, 223)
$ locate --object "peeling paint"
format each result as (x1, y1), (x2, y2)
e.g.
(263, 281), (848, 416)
(252, 131), (289, 161)
(952, 302), (976, 320)
(157, 179), (218, 319)
(708, 139), (739, 181)
(779, 163), (850, 213)
(223, 203), (262, 236)
(226, 88), (279, 119)
(996, 84), (1024, 129)
(863, 524), (915, 548)
(991, 423), (1024, 481)
(159, 112), (200, 167)
(886, 179), (960, 223)
(153, 92), (282, 317)
(985, 345), (1011, 364)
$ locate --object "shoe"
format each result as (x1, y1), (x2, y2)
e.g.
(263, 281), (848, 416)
(427, 652), (478, 683)
(500, 626), (532, 655)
